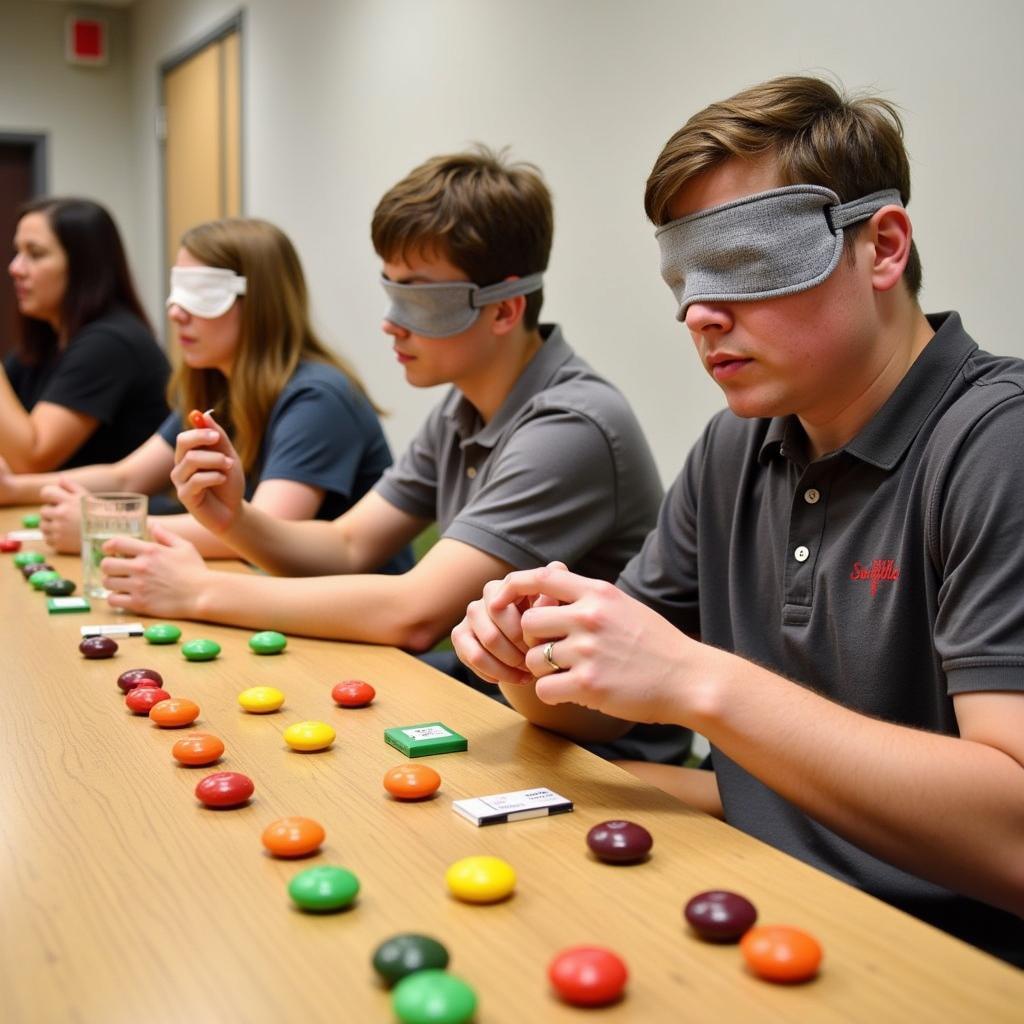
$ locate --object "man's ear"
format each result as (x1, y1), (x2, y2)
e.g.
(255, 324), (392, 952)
(490, 287), (527, 336)
(868, 205), (913, 293)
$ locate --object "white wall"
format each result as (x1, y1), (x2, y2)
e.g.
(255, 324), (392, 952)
(0, 1), (137, 264)
(123, 0), (1024, 479)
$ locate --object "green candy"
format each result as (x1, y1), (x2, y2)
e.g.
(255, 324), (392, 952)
(249, 630), (287, 655)
(13, 551), (45, 567)
(144, 623), (182, 645)
(182, 638), (221, 661)
(288, 866), (359, 912)
(373, 934), (450, 988)
(29, 570), (61, 590)
(44, 578), (76, 597)
(392, 971), (477, 1024)
(21, 513), (41, 528)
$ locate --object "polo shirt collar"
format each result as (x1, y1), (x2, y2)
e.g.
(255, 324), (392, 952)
(444, 324), (573, 448)
(759, 312), (977, 470)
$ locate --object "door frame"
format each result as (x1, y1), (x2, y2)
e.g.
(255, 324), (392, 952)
(0, 133), (49, 197)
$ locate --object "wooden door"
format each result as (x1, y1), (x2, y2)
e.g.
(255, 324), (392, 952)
(161, 22), (242, 275)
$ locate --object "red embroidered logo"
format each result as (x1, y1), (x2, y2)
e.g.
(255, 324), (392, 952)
(850, 560), (900, 597)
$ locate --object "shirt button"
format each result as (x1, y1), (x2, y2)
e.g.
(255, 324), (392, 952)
(794, 545), (810, 562)
(466, 467), (477, 479)
(804, 488), (821, 504)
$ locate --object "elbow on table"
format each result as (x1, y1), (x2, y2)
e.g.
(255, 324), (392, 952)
(391, 614), (454, 654)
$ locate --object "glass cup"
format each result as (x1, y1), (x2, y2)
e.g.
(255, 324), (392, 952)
(81, 492), (148, 599)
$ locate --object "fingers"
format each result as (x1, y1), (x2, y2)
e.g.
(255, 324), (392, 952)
(55, 475), (88, 495)
(488, 564), (590, 610)
(102, 535), (152, 558)
(171, 448), (233, 488)
(463, 597), (528, 667)
(172, 468), (228, 507)
(451, 615), (536, 687)
(148, 521), (186, 547)
(174, 415), (235, 463)
(520, 603), (574, 649)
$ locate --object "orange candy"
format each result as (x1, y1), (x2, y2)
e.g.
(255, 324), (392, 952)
(172, 732), (225, 766)
(150, 697), (200, 728)
(188, 409), (208, 428)
(261, 816), (326, 858)
(740, 925), (823, 983)
(383, 763), (441, 800)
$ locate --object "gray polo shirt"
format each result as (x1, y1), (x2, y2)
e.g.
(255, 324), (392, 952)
(376, 324), (664, 581)
(619, 312), (1024, 962)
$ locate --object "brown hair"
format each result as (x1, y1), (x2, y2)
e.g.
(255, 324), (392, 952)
(15, 197), (153, 364)
(371, 145), (554, 329)
(645, 75), (922, 296)
(169, 218), (379, 473)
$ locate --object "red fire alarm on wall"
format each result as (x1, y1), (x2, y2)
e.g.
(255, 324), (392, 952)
(65, 16), (108, 66)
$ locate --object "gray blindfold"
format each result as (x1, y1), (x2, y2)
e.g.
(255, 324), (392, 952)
(655, 185), (903, 319)
(381, 272), (545, 338)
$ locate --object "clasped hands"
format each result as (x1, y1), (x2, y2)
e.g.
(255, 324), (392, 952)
(452, 562), (710, 726)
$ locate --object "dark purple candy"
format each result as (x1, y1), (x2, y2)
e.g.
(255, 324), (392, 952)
(117, 667), (164, 692)
(684, 890), (758, 942)
(21, 562), (55, 579)
(79, 636), (119, 660)
(586, 820), (653, 863)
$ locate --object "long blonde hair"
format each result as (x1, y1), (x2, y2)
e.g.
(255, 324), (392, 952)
(168, 218), (379, 472)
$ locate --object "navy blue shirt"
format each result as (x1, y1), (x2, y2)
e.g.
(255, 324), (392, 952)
(160, 361), (411, 572)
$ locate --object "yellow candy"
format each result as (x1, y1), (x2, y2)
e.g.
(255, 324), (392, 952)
(283, 720), (336, 752)
(445, 855), (516, 904)
(238, 686), (285, 713)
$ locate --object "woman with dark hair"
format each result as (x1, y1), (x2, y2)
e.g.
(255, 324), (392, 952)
(1, 197), (169, 472)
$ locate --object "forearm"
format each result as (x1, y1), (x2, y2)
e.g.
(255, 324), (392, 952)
(499, 679), (634, 744)
(615, 761), (724, 818)
(191, 570), (450, 647)
(217, 503), (361, 576)
(690, 651), (1024, 914)
(150, 513), (244, 559)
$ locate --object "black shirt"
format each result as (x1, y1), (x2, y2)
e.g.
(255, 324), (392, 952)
(4, 307), (170, 469)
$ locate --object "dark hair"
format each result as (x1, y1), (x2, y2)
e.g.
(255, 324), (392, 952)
(14, 197), (153, 364)
(645, 75), (921, 297)
(371, 145), (554, 329)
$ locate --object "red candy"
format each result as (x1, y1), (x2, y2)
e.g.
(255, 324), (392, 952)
(548, 947), (628, 1007)
(117, 668), (164, 693)
(125, 687), (171, 715)
(0, 538), (22, 553)
(740, 925), (823, 983)
(172, 733), (225, 766)
(332, 680), (375, 707)
(188, 409), (208, 428)
(195, 771), (254, 808)
(79, 636), (118, 659)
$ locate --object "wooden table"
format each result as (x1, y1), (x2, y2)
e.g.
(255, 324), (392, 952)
(0, 508), (1020, 1023)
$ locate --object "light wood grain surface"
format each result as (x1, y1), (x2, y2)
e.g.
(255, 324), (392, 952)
(0, 508), (1020, 1023)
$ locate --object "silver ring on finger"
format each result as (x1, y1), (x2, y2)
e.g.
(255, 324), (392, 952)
(543, 641), (565, 673)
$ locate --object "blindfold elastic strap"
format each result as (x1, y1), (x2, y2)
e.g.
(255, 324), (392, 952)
(829, 190), (903, 231)
(470, 272), (545, 308)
